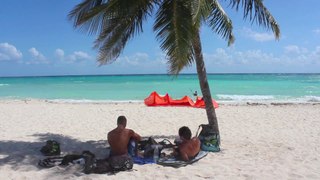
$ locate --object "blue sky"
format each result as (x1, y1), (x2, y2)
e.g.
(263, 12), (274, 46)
(0, 0), (319, 77)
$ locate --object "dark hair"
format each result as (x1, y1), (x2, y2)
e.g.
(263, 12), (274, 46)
(179, 126), (192, 140)
(117, 116), (127, 125)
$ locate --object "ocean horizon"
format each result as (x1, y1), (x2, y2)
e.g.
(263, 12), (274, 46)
(1, 73), (320, 103)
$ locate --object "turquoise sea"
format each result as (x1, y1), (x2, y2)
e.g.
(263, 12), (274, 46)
(0, 74), (320, 103)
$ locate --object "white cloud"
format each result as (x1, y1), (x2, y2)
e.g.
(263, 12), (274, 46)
(242, 28), (275, 42)
(112, 52), (167, 72)
(205, 48), (278, 66)
(310, 46), (320, 64)
(204, 48), (233, 65)
(314, 46), (320, 55)
(69, 51), (91, 62)
(284, 45), (308, 54)
(118, 53), (149, 66)
(55, 49), (92, 63)
(27, 47), (49, 64)
(0, 42), (23, 61)
(201, 45), (320, 73)
(313, 28), (320, 34)
(55, 48), (65, 60)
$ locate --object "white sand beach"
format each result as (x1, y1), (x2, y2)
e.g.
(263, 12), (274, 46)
(0, 100), (319, 180)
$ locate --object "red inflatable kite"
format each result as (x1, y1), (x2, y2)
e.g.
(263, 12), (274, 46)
(144, 91), (218, 109)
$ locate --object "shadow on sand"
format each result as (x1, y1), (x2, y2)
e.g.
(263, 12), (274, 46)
(0, 133), (109, 170)
(0, 133), (177, 170)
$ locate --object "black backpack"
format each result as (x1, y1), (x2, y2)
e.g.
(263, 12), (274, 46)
(40, 140), (61, 156)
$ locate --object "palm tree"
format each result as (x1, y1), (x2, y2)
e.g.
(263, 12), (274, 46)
(69, 0), (280, 135)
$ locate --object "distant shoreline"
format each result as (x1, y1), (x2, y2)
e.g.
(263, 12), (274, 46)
(1, 72), (320, 78)
(1, 98), (319, 106)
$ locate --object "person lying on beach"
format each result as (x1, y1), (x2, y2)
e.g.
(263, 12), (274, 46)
(173, 126), (201, 161)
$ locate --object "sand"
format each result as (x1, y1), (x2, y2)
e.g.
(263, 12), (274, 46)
(0, 100), (319, 180)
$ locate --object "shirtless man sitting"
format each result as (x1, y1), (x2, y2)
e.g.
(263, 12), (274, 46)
(108, 116), (141, 157)
(175, 126), (201, 161)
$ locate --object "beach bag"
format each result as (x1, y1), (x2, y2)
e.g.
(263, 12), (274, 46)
(40, 140), (61, 156)
(138, 137), (172, 158)
(60, 154), (84, 166)
(82, 151), (112, 174)
(196, 124), (220, 152)
(39, 152), (85, 168)
(139, 137), (159, 158)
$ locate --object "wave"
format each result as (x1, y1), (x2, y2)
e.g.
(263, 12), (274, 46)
(216, 94), (275, 101)
(0, 97), (144, 104)
(301, 96), (320, 102)
(0, 84), (9, 86)
(216, 94), (320, 103)
(46, 99), (144, 104)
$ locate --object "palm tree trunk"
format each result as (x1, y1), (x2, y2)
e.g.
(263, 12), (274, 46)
(193, 32), (220, 134)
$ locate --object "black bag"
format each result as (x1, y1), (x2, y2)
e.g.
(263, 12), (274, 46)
(40, 140), (61, 156)
(60, 154), (84, 166)
(196, 124), (220, 152)
(69, 151), (111, 174)
(138, 137), (173, 158)
(92, 159), (112, 174)
(83, 150), (132, 174)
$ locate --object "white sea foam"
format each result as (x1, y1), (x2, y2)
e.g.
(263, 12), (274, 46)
(216, 94), (320, 104)
(46, 99), (143, 104)
(301, 96), (320, 102)
(217, 94), (275, 101)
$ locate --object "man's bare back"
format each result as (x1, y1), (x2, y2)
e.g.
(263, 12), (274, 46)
(175, 126), (201, 161)
(178, 137), (200, 161)
(108, 127), (140, 156)
(107, 116), (141, 157)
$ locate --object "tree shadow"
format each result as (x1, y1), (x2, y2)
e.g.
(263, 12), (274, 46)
(0, 133), (110, 170)
(0, 133), (177, 170)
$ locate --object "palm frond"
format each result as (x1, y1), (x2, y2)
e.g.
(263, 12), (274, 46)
(68, 0), (108, 35)
(69, 0), (155, 64)
(206, 0), (235, 46)
(190, 0), (210, 28)
(153, 0), (195, 74)
(95, 19), (132, 64)
(227, 0), (280, 39)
